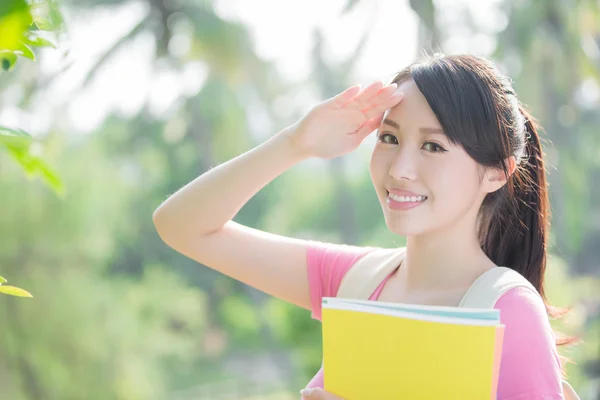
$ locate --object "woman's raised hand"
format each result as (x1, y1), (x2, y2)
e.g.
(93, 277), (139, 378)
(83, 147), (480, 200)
(287, 81), (404, 159)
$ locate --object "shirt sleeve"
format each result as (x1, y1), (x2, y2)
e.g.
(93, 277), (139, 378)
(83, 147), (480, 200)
(495, 286), (565, 400)
(305, 241), (375, 321)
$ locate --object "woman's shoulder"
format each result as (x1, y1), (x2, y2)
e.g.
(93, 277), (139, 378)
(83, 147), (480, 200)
(306, 241), (381, 280)
(305, 241), (382, 320)
(306, 241), (402, 280)
(305, 240), (383, 269)
(494, 285), (548, 321)
(493, 285), (554, 339)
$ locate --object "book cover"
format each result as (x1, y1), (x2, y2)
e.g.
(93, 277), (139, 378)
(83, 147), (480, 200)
(322, 297), (505, 400)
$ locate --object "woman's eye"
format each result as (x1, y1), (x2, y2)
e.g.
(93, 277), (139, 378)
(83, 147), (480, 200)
(422, 142), (447, 153)
(377, 133), (397, 144)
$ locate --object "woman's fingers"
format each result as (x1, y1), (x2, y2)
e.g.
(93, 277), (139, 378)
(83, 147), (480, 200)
(327, 81), (400, 116)
(326, 84), (362, 108)
(363, 91), (404, 120)
(343, 80), (385, 110)
(300, 387), (345, 399)
(354, 114), (384, 141)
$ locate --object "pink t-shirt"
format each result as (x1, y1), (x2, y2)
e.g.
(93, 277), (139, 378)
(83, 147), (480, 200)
(304, 241), (565, 400)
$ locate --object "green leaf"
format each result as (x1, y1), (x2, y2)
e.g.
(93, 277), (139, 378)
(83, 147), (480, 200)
(32, 156), (65, 195)
(14, 42), (35, 60)
(5, 145), (65, 195)
(29, 1), (63, 32)
(32, 17), (53, 31)
(1, 50), (18, 71)
(0, 125), (33, 147)
(0, 126), (65, 195)
(0, 0), (28, 16)
(0, 276), (6, 284)
(19, 42), (34, 59)
(5, 144), (34, 172)
(0, 3), (33, 51)
(47, 1), (64, 29)
(0, 285), (33, 297)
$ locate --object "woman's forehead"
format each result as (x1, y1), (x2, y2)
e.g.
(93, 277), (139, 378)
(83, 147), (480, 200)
(384, 80), (441, 129)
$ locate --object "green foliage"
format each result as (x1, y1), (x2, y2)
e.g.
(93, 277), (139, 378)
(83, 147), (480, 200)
(0, 0), (66, 300)
(0, 136), (211, 396)
(0, 276), (32, 297)
(219, 295), (261, 344)
(0, 0), (63, 71)
(0, 127), (64, 195)
(545, 254), (600, 391)
(0, 266), (207, 399)
(0, 0), (64, 196)
(264, 298), (322, 379)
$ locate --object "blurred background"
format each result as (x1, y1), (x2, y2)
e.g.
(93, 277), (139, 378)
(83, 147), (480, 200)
(1, 0), (599, 399)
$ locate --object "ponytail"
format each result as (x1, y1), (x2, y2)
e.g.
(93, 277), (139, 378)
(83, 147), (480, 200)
(480, 106), (548, 295)
(480, 105), (579, 374)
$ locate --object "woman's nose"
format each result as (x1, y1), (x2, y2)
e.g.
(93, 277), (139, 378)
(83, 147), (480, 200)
(388, 148), (418, 181)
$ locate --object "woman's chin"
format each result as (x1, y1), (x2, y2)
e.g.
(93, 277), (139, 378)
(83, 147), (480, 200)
(384, 219), (426, 238)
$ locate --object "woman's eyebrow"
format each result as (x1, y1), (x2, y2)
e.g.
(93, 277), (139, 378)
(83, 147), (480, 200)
(382, 118), (400, 129)
(382, 118), (445, 135)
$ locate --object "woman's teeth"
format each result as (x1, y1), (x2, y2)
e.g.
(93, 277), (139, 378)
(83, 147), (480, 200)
(388, 193), (427, 202)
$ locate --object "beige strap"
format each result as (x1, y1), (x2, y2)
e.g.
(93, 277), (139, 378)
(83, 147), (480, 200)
(458, 267), (538, 308)
(336, 247), (406, 299)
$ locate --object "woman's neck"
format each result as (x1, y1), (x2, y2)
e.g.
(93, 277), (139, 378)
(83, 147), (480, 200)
(398, 216), (496, 295)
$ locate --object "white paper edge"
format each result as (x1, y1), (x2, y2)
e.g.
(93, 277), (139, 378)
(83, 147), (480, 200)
(322, 300), (500, 326)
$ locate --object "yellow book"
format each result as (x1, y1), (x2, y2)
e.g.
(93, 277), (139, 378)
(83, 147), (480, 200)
(322, 298), (505, 400)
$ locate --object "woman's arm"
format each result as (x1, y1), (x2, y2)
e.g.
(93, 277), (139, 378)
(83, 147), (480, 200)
(152, 82), (403, 309)
(153, 127), (307, 239)
(494, 287), (565, 399)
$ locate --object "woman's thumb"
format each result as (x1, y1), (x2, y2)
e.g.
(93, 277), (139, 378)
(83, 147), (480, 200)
(300, 387), (344, 399)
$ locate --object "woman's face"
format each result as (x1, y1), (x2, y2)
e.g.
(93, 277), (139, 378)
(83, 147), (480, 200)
(369, 79), (486, 237)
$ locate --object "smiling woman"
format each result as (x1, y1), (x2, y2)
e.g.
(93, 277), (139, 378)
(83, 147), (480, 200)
(153, 53), (578, 399)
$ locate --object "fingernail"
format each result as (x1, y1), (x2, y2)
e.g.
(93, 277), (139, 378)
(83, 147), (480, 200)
(300, 388), (313, 396)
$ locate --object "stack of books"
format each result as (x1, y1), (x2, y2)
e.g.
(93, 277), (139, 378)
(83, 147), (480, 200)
(321, 297), (505, 400)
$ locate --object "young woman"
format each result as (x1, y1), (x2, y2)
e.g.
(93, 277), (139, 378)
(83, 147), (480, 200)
(153, 54), (571, 399)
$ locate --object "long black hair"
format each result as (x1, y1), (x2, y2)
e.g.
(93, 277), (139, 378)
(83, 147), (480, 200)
(391, 53), (577, 372)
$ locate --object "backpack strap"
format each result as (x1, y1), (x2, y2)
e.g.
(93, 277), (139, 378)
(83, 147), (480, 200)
(458, 266), (538, 308)
(336, 247), (406, 299)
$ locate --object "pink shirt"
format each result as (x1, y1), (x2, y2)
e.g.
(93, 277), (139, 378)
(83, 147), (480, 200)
(304, 241), (565, 399)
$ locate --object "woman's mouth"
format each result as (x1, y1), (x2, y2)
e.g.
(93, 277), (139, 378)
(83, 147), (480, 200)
(386, 191), (427, 210)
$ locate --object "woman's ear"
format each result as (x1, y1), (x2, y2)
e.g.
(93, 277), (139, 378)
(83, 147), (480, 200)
(482, 156), (517, 193)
